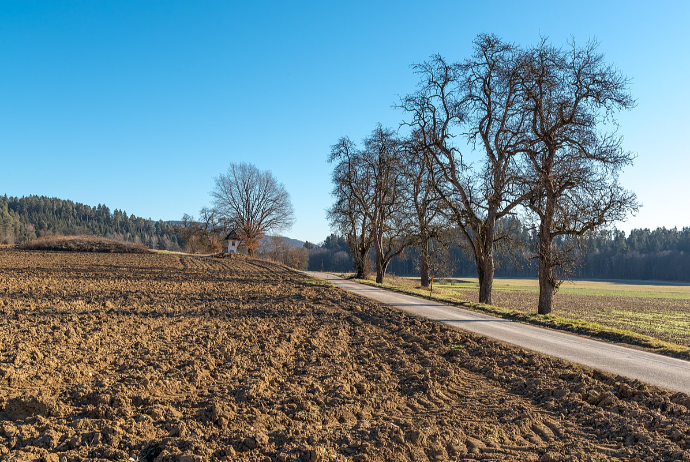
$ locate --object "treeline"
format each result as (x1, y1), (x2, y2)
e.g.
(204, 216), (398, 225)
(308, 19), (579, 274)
(0, 195), (183, 250)
(309, 227), (690, 283)
(578, 228), (690, 282)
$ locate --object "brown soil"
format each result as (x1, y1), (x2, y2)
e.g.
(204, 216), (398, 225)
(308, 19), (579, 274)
(0, 250), (688, 462)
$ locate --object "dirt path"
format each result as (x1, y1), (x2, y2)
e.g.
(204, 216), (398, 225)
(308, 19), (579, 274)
(308, 272), (690, 395)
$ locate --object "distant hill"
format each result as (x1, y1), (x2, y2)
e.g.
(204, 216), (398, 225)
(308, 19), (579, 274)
(0, 195), (183, 250)
(0, 195), (309, 253)
(271, 236), (305, 248)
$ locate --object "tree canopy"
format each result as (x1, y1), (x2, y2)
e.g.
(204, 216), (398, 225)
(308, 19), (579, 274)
(211, 163), (295, 255)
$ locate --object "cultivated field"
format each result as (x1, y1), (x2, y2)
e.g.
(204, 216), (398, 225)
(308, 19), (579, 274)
(0, 250), (689, 461)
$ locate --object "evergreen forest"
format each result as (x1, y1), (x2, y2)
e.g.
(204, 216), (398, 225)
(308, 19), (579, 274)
(0, 195), (183, 251)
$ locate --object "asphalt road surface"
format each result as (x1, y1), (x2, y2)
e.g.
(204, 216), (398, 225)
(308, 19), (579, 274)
(308, 272), (690, 395)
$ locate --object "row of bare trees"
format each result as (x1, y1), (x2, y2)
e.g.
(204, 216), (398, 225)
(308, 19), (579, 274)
(328, 126), (448, 285)
(329, 34), (637, 314)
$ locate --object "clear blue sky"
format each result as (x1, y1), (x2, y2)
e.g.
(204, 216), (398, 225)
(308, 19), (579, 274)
(1, 1), (688, 243)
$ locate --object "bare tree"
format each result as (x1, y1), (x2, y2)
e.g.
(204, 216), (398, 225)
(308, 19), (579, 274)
(517, 39), (638, 314)
(178, 213), (210, 253)
(264, 235), (291, 262)
(328, 127), (414, 283)
(400, 35), (530, 304)
(328, 137), (375, 278)
(363, 125), (415, 283)
(402, 132), (448, 287)
(211, 162), (294, 256)
(260, 235), (308, 269)
(198, 206), (223, 252)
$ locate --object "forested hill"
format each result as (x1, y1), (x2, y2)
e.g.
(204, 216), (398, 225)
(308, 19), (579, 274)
(0, 195), (183, 250)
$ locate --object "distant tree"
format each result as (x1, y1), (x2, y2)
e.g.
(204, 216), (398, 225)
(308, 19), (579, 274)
(329, 126), (414, 283)
(306, 234), (352, 273)
(211, 163), (295, 256)
(263, 235), (290, 262)
(0, 195), (181, 250)
(363, 125), (415, 283)
(402, 131), (448, 287)
(322, 234), (349, 253)
(518, 38), (638, 314)
(198, 206), (223, 252)
(260, 235), (309, 270)
(328, 137), (375, 279)
(288, 247), (309, 270)
(179, 213), (208, 253)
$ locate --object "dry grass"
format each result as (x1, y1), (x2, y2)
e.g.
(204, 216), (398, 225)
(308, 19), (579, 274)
(437, 277), (690, 299)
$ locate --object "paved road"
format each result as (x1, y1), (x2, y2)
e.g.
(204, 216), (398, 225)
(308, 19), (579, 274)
(308, 272), (690, 395)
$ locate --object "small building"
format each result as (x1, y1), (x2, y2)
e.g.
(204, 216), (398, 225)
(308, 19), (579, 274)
(225, 229), (242, 253)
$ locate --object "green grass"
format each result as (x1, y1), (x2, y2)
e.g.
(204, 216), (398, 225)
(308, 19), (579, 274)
(341, 273), (690, 361)
(434, 277), (690, 299)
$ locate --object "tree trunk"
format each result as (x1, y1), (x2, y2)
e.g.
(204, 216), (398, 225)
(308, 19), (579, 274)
(537, 215), (555, 315)
(419, 239), (430, 288)
(375, 240), (385, 283)
(376, 259), (389, 284)
(476, 251), (494, 305)
(474, 219), (496, 305)
(538, 259), (555, 315)
(354, 247), (368, 279)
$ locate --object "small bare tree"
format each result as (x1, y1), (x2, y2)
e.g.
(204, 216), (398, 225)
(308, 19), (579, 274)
(179, 213), (213, 253)
(211, 162), (294, 256)
(517, 39), (638, 314)
(364, 125), (415, 283)
(329, 126), (414, 283)
(198, 206), (223, 252)
(259, 235), (308, 269)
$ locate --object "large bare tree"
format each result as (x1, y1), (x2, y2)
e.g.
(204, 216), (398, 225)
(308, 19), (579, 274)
(211, 162), (294, 255)
(400, 35), (530, 304)
(517, 39), (638, 314)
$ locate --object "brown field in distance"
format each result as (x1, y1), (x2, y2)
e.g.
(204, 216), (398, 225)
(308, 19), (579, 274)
(0, 250), (689, 461)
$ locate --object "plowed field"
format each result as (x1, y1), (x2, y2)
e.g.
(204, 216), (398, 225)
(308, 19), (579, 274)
(0, 250), (688, 462)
